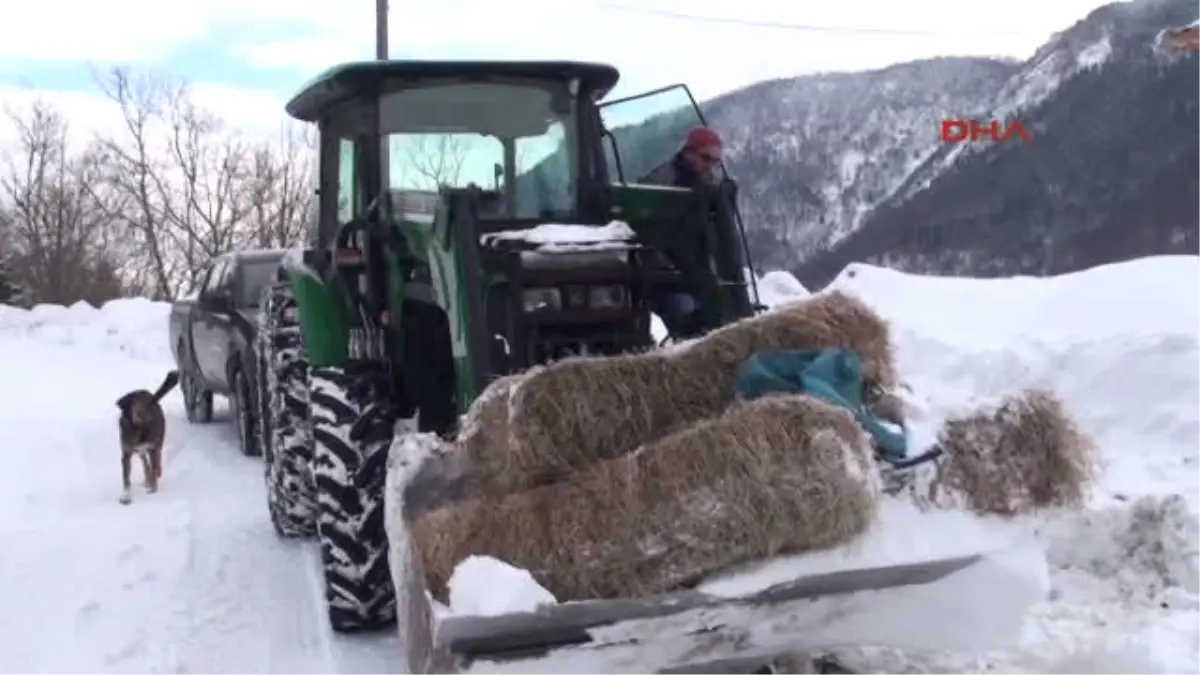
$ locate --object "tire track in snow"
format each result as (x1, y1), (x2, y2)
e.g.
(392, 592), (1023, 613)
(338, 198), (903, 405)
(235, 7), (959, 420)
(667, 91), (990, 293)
(158, 411), (338, 673)
(158, 409), (401, 673)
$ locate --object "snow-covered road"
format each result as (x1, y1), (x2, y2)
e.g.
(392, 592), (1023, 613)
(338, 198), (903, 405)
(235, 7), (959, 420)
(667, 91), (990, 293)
(0, 326), (398, 673)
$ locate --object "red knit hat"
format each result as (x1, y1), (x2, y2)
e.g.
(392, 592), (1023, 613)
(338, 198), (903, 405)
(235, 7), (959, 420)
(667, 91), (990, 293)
(684, 125), (722, 151)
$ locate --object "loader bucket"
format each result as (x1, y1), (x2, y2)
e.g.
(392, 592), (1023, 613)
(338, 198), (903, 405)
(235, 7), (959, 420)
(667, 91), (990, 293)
(385, 454), (1049, 674)
(392, 543), (1046, 674)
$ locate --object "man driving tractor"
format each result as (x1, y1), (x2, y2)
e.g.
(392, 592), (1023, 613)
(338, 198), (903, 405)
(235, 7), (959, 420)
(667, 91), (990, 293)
(641, 126), (726, 339)
(643, 125), (725, 188)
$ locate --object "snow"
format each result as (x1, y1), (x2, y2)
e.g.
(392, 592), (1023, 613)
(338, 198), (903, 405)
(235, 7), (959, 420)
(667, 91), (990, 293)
(480, 221), (635, 249)
(1076, 36), (1112, 70)
(280, 247), (321, 282)
(3, 254), (1197, 673)
(447, 556), (557, 617)
(0, 297), (173, 363)
(822, 256), (1200, 673)
(699, 500), (1040, 598)
(757, 269), (810, 305)
(0, 299), (398, 673)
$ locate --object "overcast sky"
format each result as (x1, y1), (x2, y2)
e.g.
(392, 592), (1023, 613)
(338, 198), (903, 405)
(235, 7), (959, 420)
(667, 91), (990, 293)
(0, 0), (1126, 141)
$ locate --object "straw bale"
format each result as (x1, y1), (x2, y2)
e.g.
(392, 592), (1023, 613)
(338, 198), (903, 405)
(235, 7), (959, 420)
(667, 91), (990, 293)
(460, 290), (896, 497)
(455, 371), (527, 467)
(412, 394), (881, 602)
(905, 389), (1098, 515)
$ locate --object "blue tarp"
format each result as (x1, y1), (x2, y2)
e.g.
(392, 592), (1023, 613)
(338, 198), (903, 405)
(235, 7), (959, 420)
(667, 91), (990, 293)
(734, 348), (908, 460)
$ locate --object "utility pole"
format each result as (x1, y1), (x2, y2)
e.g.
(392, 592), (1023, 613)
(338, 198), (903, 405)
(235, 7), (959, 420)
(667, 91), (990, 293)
(375, 0), (390, 195)
(376, 0), (388, 60)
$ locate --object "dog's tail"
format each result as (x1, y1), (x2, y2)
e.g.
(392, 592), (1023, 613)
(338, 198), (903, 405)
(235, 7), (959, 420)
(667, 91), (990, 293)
(153, 370), (181, 401)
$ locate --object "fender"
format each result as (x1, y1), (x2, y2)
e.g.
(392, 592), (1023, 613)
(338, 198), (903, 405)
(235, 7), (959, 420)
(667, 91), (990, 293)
(281, 250), (350, 367)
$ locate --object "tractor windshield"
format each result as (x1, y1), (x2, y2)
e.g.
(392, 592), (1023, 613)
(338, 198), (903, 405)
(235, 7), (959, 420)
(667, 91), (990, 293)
(599, 84), (714, 185)
(380, 80), (576, 219)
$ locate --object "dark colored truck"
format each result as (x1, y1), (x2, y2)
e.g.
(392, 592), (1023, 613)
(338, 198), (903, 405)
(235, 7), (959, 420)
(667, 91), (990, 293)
(169, 249), (286, 456)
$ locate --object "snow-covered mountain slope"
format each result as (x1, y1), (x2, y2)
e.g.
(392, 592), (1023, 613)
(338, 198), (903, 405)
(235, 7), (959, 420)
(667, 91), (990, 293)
(801, 0), (1198, 285)
(688, 0), (1196, 279)
(885, 5), (1122, 207)
(701, 57), (1018, 270)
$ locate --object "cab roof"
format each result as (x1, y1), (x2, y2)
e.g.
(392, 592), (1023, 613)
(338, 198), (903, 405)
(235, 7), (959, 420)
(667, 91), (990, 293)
(285, 60), (621, 122)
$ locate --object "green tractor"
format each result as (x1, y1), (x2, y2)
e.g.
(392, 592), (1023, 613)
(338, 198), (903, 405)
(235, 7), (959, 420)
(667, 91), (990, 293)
(254, 59), (763, 632)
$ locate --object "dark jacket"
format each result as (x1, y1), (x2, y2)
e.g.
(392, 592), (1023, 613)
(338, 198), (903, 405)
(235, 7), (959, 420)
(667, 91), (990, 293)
(640, 152), (703, 189)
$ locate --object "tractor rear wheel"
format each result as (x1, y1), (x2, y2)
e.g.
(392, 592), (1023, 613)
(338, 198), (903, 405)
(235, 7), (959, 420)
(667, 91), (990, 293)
(259, 282), (317, 539)
(310, 363), (398, 632)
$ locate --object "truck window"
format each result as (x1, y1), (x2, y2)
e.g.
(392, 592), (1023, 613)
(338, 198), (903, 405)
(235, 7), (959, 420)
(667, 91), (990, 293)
(214, 260), (235, 295)
(201, 260), (229, 297)
(239, 260), (281, 308)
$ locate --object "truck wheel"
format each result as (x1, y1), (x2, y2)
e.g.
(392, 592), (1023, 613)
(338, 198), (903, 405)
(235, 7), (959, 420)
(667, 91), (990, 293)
(231, 367), (260, 457)
(180, 365), (214, 424)
(310, 364), (398, 632)
(260, 281), (317, 539)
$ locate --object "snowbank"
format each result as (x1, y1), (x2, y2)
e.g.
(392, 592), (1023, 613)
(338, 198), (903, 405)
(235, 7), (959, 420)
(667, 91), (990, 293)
(824, 256), (1200, 673)
(756, 269), (810, 306)
(0, 298), (173, 364)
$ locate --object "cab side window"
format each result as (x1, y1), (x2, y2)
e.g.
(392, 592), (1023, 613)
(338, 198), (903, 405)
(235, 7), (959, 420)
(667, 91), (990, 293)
(201, 259), (229, 297)
(338, 138), (356, 225)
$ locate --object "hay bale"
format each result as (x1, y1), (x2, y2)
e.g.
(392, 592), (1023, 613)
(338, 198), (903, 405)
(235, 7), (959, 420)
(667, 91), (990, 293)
(412, 394), (881, 602)
(462, 290), (896, 496)
(455, 371), (527, 466)
(908, 389), (1098, 515)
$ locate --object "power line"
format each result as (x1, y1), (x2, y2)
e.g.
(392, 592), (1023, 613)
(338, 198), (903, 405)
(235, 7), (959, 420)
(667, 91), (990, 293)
(594, 3), (1041, 38)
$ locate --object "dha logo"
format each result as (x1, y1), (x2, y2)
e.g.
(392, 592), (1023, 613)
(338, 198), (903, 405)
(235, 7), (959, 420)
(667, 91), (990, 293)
(941, 119), (1033, 144)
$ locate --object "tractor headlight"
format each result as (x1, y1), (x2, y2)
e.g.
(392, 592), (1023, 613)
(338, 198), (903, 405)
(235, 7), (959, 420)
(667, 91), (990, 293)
(588, 284), (628, 310)
(522, 288), (561, 312)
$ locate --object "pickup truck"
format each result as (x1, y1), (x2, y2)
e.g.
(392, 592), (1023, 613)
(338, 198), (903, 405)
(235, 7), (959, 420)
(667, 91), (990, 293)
(169, 249), (286, 457)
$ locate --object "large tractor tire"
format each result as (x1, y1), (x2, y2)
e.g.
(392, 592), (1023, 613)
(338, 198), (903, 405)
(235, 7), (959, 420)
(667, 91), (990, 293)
(310, 363), (398, 632)
(258, 282), (317, 539)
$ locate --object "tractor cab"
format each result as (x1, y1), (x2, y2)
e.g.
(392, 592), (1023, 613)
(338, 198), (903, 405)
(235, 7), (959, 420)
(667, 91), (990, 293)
(284, 60), (758, 428)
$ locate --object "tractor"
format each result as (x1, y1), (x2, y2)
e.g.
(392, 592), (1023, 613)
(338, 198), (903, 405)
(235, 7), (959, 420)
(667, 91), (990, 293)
(253, 59), (764, 632)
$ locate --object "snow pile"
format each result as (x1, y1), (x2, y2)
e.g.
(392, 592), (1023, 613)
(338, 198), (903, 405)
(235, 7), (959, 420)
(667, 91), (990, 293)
(481, 221), (636, 253)
(700, 499), (1040, 598)
(0, 298), (172, 363)
(448, 556), (557, 617)
(825, 256), (1200, 673)
(756, 269), (810, 306)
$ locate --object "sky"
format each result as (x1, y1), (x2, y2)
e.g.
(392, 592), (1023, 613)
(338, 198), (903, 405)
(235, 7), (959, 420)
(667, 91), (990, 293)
(0, 0), (1126, 144)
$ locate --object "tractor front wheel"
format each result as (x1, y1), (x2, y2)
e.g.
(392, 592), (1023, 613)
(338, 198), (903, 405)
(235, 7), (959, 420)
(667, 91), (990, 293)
(310, 364), (398, 632)
(259, 281), (317, 539)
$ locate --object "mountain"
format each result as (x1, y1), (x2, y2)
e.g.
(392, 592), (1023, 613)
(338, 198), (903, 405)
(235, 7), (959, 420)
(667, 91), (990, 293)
(591, 58), (1017, 272)
(520, 0), (1195, 284)
(797, 0), (1199, 285)
(700, 58), (1020, 272)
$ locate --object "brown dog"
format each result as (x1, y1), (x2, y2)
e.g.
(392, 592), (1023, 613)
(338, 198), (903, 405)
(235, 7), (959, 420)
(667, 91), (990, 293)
(116, 371), (179, 504)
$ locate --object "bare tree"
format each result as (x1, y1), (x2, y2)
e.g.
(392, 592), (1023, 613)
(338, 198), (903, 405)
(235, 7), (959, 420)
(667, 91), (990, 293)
(91, 67), (265, 298)
(0, 101), (124, 305)
(89, 67), (180, 299)
(403, 135), (470, 189)
(166, 90), (252, 260)
(0, 67), (323, 305)
(244, 122), (316, 249)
